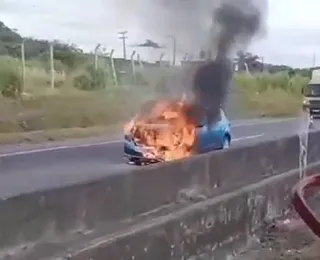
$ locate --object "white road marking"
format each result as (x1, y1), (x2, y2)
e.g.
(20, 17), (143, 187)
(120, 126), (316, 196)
(232, 118), (295, 127)
(232, 134), (264, 142)
(0, 141), (121, 158)
(0, 118), (291, 157)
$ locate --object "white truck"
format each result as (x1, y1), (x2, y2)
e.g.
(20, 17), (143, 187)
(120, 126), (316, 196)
(302, 69), (320, 118)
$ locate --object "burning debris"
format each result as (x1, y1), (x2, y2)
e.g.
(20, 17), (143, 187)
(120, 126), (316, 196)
(124, 96), (197, 161)
(124, 0), (267, 161)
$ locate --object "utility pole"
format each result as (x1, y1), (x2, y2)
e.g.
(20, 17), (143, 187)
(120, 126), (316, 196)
(312, 52), (316, 68)
(118, 31), (128, 60)
(167, 35), (176, 66)
(49, 42), (55, 89)
(94, 43), (101, 70)
(260, 56), (264, 72)
(21, 39), (26, 93)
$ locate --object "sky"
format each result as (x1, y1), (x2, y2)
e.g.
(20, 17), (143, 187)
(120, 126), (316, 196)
(0, 0), (319, 68)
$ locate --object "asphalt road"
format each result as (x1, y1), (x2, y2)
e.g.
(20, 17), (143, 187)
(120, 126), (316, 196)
(0, 117), (316, 198)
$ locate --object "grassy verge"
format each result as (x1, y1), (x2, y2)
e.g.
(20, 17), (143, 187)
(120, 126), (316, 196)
(0, 125), (122, 145)
(235, 73), (307, 117)
(0, 56), (309, 145)
(0, 86), (156, 143)
(0, 56), (166, 145)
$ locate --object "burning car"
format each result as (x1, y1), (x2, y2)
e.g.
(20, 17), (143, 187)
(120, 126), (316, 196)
(123, 98), (231, 165)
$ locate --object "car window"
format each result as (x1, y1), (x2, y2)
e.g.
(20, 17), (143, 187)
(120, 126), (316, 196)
(305, 84), (320, 97)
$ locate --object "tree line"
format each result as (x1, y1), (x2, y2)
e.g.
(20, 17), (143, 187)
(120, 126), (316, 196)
(0, 20), (314, 78)
(0, 21), (85, 70)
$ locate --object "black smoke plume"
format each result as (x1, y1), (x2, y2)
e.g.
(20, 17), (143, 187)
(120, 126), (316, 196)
(117, 0), (267, 122)
(193, 0), (266, 123)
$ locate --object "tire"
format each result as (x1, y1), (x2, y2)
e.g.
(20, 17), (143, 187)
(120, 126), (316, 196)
(128, 158), (142, 165)
(222, 136), (230, 149)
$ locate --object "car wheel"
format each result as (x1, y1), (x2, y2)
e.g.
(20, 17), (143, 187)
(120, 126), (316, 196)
(128, 158), (142, 165)
(222, 137), (230, 149)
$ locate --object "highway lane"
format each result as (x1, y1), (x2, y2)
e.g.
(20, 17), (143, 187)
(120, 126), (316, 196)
(0, 117), (315, 198)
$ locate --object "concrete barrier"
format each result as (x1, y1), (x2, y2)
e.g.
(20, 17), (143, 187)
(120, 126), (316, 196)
(1, 131), (320, 259)
(64, 163), (320, 260)
(307, 129), (320, 164)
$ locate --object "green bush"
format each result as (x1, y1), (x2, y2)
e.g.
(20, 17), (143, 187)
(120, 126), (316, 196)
(0, 58), (22, 98)
(234, 73), (308, 117)
(73, 74), (92, 90)
(73, 65), (108, 91)
(54, 51), (85, 70)
(235, 73), (308, 95)
(42, 59), (65, 73)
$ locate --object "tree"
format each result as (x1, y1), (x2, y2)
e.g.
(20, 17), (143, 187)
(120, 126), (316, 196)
(235, 51), (261, 73)
(0, 21), (83, 58)
(54, 51), (85, 70)
(235, 50), (246, 72)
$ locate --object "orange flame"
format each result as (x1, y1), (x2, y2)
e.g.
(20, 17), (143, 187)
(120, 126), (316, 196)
(124, 96), (197, 161)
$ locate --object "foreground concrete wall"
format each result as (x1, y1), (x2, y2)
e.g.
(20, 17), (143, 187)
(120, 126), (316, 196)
(1, 131), (320, 259)
(66, 164), (320, 260)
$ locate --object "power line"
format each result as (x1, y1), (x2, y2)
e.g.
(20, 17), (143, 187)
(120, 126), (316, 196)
(118, 31), (128, 60)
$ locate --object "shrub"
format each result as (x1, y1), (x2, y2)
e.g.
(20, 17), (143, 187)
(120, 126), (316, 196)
(0, 57), (22, 98)
(73, 74), (92, 90)
(54, 51), (85, 70)
(234, 73), (307, 117)
(73, 65), (108, 91)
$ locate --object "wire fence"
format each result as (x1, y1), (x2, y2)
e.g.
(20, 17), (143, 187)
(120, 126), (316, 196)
(17, 41), (246, 93)
(15, 41), (178, 93)
(4, 40), (262, 99)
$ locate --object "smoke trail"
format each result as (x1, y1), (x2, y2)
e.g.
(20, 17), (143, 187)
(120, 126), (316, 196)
(119, 0), (267, 121)
(192, 0), (267, 123)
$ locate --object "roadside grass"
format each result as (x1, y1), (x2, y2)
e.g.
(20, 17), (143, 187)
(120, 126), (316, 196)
(0, 87), (152, 129)
(235, 73), (307, 117)
(0, 55), (310, 144)
(0, 125), (122, 144)
(0, 86), (157, 145)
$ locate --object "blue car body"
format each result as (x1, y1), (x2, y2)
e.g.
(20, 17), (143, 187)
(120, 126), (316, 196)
(124, 108), (231, 164)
